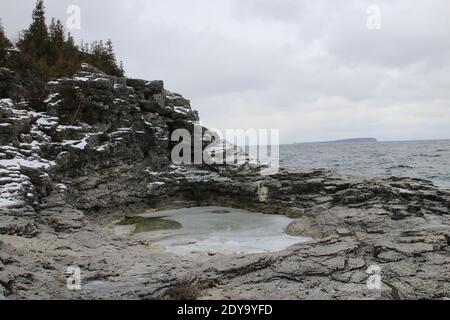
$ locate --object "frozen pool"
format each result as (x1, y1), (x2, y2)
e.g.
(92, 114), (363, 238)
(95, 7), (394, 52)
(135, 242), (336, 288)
(127, 207), (311, 255)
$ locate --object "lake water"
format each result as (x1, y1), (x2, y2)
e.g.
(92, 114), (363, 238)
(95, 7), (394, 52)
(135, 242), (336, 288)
(280, 140), (450, 189)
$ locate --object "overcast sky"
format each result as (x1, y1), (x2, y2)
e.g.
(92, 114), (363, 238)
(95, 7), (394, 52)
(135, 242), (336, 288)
(1, 0), (450, 143)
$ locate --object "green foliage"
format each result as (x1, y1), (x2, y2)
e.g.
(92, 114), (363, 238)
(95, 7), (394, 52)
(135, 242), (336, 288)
(17, 0), (48, 61)
(47, 19), (81, 77)
(56, 85), (85, 124)
(80, 39), (124, 77)
(0, 19), (12, 65)
(13, 0), (124, 78)
(0, 0), (125, 109)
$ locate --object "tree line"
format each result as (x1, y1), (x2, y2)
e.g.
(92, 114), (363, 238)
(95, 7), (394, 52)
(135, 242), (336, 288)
(0, 0), (124, 77)
(0, 0), (124, 108)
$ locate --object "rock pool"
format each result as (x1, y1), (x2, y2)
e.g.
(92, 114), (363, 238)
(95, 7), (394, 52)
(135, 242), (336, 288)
(126, 207), (311, 255)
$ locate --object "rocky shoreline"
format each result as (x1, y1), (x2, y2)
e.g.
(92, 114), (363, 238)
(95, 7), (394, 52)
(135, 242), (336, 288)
(0, 65), (449, 300)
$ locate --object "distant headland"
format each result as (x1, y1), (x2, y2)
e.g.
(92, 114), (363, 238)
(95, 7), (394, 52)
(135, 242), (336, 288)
(293, 138), (378, 145)
(327, 138), (378, 143)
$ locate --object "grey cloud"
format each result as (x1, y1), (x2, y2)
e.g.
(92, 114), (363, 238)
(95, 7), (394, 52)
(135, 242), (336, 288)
(1, 0), (449, 143)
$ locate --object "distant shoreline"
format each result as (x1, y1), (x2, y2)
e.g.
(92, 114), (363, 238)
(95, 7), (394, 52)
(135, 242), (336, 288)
(287, 138), (450, 146)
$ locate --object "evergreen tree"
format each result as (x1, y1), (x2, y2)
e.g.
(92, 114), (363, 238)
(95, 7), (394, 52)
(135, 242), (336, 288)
(67, 33), (75, 48)
(0, 19), (12, 49)
(17, 0), (49, 60)
(47, 18), (80, 77)
(64, 32), (80, 63)
(80, 39), (124, 77)
(1, 0), (125, 108)
(52, 30), (80, 77)
(49, 18), (65, 48)
(119, 60), (125, 76)
(0, 19), (12, 65)
(105, 39), (115, 65)
(106, 39), (124, 76)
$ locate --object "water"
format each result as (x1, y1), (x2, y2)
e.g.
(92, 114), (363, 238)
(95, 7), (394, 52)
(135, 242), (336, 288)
(280, 139), (450, 189)
(134, 207), (310, 255)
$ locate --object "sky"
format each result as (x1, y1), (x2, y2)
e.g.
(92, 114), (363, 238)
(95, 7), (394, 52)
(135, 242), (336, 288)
(1, 0), (450, 143)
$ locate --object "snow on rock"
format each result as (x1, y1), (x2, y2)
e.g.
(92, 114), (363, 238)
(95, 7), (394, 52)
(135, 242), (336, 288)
(0, 98), (14, 108)
(0, 198), (18, 208)
(61, 135), (95, 150)
(173, 106), (190, 115)
(44, 93), (60, 104)
(36, 116), (59, 129)
(0, 63), (200, 217)
(0, 99), (58, 211)
(0, 158), (55, 170)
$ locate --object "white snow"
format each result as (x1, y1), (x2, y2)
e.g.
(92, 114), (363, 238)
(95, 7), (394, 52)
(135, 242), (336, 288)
(55, 183), (68, 190)
(148, 181), (165, 186)
(48, 99), (62, 107)
(173, 106), (190, 115)
(36, 117), (59, 127)
(0, 98), (14, 107)
(73, 140), (88, 149)
(0, 158), (55, 170)
(0, 198), (18, 208)
(73, 76), (90, 82)
(95, 144), (108, 152)
(62, 139), (88, 149)
(44, 93), (60, 103)
(145, 170), (161, 177)
(57, 125), (83, 131)
(94, 77), (109, 82)
(61, 138), (89, 149)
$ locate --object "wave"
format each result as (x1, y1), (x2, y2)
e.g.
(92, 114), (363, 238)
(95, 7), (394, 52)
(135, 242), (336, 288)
(416, 153), (441, 158)
(387, 164), (413, 169)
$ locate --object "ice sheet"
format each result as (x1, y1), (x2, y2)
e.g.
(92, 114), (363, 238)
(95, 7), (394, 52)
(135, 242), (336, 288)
(137, 207), (311, 255)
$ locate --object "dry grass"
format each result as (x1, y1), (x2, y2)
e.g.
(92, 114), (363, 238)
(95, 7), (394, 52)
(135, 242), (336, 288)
(163, 278), (215, 300)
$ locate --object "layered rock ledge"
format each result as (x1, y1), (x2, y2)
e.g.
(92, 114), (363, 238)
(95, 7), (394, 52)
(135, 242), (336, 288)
(0, 65), (449, 300)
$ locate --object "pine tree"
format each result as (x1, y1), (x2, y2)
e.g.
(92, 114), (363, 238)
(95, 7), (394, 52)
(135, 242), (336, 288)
(88, 39), (124, 77)
(48, 19), (64, 66)
(105, 39), (115, 64)
(119, 61), (125, 76)
(0, 0), (127, 110)
(49, 19), (65, 47)
(17, 0), (49, 60)
(13, 0), (50, 110)
(53, 30), (80, 77)
(0, 19), (12, 48)
(67, 33), (75, 48)
(104, 39), (123, 76)
(3, 0), (125, 105)
(0, 19), (12, 65)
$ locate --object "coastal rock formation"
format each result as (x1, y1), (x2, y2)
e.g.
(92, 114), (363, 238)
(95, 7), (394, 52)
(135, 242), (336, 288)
(0, 65), (449, 300)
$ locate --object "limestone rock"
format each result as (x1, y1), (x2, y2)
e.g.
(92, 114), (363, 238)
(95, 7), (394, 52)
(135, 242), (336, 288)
(0, 215), (39, 238)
